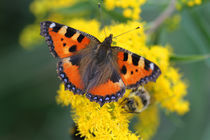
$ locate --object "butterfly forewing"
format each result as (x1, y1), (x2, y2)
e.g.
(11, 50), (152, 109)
(112, 47), (161, 88)
(40, 21), (100, 58)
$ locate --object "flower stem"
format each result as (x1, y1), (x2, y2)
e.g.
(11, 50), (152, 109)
(146, 0), (177, 35)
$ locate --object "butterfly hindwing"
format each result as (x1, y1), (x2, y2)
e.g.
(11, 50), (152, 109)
(87, 70), (125, 106)
(57, 56), (85, 95)
(40, 21), (100, 58)
(112, 47), (161, 89)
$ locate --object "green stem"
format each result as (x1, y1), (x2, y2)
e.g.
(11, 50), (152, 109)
(170, 54), (210, 63)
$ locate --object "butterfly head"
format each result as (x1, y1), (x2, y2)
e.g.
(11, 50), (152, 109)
(102, 34), (113, 48)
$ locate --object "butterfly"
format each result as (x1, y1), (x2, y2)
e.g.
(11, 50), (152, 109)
(40, 21), (161, 106)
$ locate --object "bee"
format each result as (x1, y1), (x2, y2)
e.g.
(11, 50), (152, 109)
(121, 87), (150, 113)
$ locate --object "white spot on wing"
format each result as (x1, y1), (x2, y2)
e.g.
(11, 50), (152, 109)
(150, 63), (154, 70)
(49, 23), (56, 28)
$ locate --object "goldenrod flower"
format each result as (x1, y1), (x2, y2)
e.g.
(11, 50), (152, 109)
(165, 14), (181, 31)
(135, 105), (159, 140)
(30, 0), (76, 17)
(104, 0), (146, 19)
(176, 0), (202, 9)
(19, 24), (41, 49)
(19, 0), (190, 139)
(19, 0), (147, 48)
(30, 0), (146, 20)
(186, 0), (202, 6)
(57, 84), (139, 140)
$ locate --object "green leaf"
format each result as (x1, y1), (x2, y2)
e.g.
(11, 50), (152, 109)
(170, 54), (210, 63)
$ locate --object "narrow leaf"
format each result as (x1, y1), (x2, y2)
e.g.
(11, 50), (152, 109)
(170, 54), (210, 63)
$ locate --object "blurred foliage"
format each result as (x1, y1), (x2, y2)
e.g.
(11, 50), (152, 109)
(0, 0), (210, 140)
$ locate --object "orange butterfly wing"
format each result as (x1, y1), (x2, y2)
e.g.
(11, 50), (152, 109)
(57, 56), (85, 94)
(41, 21), (102, 95)
(40, 21), (100, 58)
(86, 71), (125, 106)
(112, 47), (161, 89)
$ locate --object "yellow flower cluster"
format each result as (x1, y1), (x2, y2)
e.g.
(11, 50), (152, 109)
(19, 0), (190, 139)
(177, 0), (202, 9)
(135, 105), (159, 140)
(186, 0), (202, 6)
(30, 0), (76, 17)
(55, 19), (189, 139)
(57, 84), (139, 140)
(104, 0), (147, 19)
(19, 0), (147, 48)
(165, 14), (181, 32)
(143, 46), (189, 115)
(152, 67), (189, 115)
(19, 24), (41, 49)
(30, 0), (146, 22)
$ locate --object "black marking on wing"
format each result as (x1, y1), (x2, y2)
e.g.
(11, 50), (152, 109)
(65, 27), (76, 38)
(144, 59), (151, 71)
(69, 45), (77, 52)
(77, 34), (85, 43)
(123, 52), (128, 61)
(131, 54), (140, 66)
(52, 24), (62, 32)
(121, 65), (127, 75)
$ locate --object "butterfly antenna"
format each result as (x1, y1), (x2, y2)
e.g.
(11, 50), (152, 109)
(113, 26), (140, 39)
(98, 1), (106, 37)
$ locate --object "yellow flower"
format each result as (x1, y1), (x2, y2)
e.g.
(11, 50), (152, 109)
(57, 84), (139, 140)
(19, 0), (147, 48)
(187, 0), (202, 6)
(143, 46), (189, 115)
(135, 105), (159, 140)
(165, 14), (181, 31)
(20, 15), (189, 138)
(176, 0), (202, 9)
(19, 0), (191, 139)
(30, 0), (76, 17)
(123, 8), (132, 18)
(104, 0), (147, 20)
(19, 24), (41, 49)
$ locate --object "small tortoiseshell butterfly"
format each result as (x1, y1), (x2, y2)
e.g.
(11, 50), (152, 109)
(40, 21), (161, 106)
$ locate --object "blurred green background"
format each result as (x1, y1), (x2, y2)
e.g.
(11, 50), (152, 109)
(0, 0), (210, 140)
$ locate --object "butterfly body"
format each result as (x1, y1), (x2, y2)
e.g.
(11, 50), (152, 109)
(40, 21), (161, 106)
(78, 34), (118, 90)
